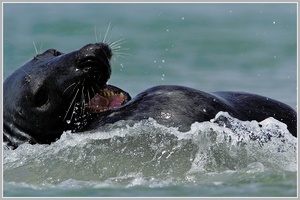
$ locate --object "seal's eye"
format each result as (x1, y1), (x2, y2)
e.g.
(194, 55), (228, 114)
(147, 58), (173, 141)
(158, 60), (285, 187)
(34, 87), (49, 107)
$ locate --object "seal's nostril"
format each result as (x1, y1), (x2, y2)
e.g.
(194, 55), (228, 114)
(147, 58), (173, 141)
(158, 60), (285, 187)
(78, 57), (100, 72)
(79, 56), (99, 65)
(83, 66), (91, 73)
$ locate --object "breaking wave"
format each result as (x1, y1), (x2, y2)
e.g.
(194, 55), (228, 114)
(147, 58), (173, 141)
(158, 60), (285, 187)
(3, 112), (297, 190)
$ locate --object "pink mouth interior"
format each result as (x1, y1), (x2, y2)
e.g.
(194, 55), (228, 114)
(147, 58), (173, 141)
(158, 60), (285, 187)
(85, 88), (126, 113)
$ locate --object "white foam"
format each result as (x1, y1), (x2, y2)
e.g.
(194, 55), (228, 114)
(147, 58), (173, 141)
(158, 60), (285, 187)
(3, 112), (297, 187)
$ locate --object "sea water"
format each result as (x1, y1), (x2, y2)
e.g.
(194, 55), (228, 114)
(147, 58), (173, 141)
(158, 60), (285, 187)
(2, 3), (297, 197)
(3, 113), (297, 197)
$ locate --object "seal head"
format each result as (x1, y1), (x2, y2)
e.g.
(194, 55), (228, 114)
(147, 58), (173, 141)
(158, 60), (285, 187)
(3, 43), (130, 148)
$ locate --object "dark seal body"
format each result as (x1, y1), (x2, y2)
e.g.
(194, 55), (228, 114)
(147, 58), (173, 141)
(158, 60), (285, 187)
(85, 85), (297, 135)
(3, 43), (297, 149)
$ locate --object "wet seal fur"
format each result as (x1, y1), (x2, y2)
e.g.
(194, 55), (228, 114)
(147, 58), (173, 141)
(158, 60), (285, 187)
(3, 43), (297, 149)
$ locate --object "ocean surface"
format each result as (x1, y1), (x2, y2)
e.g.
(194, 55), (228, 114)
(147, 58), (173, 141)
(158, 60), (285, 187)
(2, 3), (298, 197)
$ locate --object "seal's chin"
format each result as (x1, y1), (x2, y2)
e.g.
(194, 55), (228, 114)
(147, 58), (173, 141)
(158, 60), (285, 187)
(84, 86), (128, 113)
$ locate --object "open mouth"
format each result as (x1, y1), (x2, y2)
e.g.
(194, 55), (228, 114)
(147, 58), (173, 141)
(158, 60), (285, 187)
(84, 85), (130, 113)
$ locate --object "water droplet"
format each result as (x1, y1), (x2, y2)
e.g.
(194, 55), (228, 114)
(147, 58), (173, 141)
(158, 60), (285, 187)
(273, 21), (276, 24)
(162, 59), (165, 63)
(182, 17), (185, 20)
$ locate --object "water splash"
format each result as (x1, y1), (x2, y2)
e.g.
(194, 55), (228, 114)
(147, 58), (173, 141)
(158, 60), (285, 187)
(3, 112), (297, 188)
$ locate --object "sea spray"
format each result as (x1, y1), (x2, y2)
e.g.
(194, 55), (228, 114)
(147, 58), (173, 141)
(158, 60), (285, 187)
(3, 112), (297, 188)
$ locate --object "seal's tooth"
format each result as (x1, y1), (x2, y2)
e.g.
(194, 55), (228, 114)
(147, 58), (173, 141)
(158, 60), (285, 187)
(103, 92), (108, 97)
(99, 90), (117, 97)
(119, 92), (124, 98)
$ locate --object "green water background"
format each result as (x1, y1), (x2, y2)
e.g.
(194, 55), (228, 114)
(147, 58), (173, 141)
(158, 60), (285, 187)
(3, 3), (297, 108)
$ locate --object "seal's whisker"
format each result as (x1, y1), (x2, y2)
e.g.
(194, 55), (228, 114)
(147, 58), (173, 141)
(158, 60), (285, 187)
(109, 41), (127, 55)
(109, 38), (126, 49)
(94, 25), (99, 43)
(87, 89), (91, 107)
(32, 41), (44, 55)
(111, 47), (128, 53)
(70, 101), (78, 123)
(103, 22), (113, 44)
(63, 82), (77, 95)
(111, 52), (131, 62)
(84, 76), (97, 92)
(39, 43), (44, 54)
(90, 84), (96, 96)
(81, 85), (86, 115)
(109, 39), (130, 61)
(64, 88), (80, 121)
(90, 81), (102, 94)
(112, 47), (129, 52)
(113, 51), (131, 57)
(33, 41), (39, 55)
